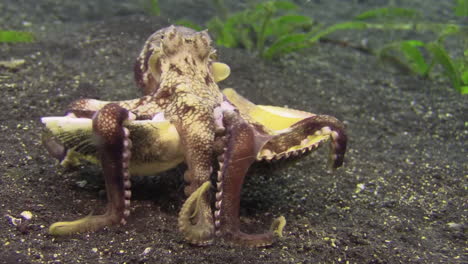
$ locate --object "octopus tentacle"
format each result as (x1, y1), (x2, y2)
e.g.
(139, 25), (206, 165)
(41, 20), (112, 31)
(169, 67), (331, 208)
(260, 115), (347, 168)
(176, 119), (216, 245)
(178, 181), (214, 246)
(49, 103), (133, 235)
(214, 112), (281, 247)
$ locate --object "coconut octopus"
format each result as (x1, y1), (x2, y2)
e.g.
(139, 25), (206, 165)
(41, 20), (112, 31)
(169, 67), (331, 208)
(41, 25), (347, 247)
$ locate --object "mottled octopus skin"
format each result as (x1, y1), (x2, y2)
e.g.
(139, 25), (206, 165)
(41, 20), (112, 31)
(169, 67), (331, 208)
(41, 25), (347, 247)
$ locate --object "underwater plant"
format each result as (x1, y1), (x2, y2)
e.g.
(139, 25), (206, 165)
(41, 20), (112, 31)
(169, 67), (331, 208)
(378, 34), (467, 95)
(144, 0), (160, 16)
(177, 1), (430, 60)
(454, 0), (468, 16)
(0, 30), (34, 43)
(206, 1), (313, 59)
(174, 0), (467, 94)
(367, 3), (468, 94)
(203, 0), (368, 59)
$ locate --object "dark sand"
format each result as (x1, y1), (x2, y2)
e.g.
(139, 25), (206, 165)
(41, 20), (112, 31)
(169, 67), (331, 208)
(0, 0), (465, 263)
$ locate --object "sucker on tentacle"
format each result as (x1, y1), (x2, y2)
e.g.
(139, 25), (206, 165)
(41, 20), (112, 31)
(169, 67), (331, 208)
(120, 126), (132, 224)
(214, 151), (225, 237)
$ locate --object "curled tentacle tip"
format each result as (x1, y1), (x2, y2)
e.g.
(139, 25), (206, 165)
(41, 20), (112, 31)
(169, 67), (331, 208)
(178, 181), (215, 244)
(270, 216), (286, 238)
(329, 152), (344, 169)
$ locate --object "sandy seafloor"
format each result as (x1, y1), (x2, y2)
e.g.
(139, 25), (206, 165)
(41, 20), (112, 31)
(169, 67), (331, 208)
(0, 0), (466, 263)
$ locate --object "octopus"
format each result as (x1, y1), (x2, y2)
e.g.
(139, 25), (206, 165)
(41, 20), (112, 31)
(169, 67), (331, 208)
(41, 25), (347, 247)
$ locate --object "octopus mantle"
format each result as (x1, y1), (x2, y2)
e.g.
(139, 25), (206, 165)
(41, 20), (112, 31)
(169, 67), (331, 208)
(41, 26), (347, 247)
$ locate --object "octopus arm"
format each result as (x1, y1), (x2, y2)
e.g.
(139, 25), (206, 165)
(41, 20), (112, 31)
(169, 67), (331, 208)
(222, 88), (347, 168)
(212, 112), (282, 246)
(260, 115), (347, 168)
(48, 104), (133, 235)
